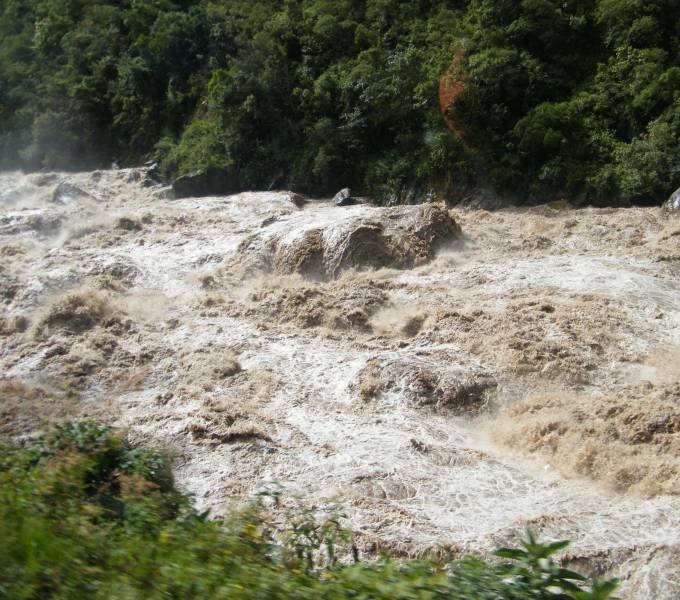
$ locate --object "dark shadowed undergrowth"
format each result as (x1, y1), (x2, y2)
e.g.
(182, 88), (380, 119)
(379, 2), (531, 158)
(0, 422), (618, 599)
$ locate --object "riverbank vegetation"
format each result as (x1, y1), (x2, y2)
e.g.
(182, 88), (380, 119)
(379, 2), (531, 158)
(1, 1), (678, 204)
(0, 422), (618, 599)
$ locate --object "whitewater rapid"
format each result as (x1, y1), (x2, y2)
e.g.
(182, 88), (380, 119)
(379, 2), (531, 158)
(1, 169), (680, 597)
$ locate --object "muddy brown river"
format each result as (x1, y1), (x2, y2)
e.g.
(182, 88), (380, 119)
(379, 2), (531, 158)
(1, 168), (680, 597)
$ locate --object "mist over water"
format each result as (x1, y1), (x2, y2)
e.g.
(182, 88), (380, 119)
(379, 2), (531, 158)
(1, 169), (680, 598)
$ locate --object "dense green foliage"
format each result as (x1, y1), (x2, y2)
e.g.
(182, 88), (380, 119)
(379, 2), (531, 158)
(1, 0), (678, 203)
(0, 423), (618, 599)
(455, 0), (680, 204)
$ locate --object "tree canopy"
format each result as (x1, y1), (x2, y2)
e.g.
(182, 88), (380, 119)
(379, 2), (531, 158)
(1, 0), (678, 204)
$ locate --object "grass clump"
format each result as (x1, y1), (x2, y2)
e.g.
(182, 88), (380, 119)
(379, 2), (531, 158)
(0, 422), (618, 599)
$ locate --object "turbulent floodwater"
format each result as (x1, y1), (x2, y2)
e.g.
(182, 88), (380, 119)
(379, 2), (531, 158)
(1, 168), (680, 597)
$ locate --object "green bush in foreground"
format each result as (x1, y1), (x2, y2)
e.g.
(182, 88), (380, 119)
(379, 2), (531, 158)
(0, 423), (618, 599)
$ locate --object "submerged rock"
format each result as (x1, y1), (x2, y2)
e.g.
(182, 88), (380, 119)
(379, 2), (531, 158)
(665, 187), (680, 213)
(39, 292), (113, 335)
(356, 354), (496, 414)
(286, 192), (306, 208)
(334, 187), (359, 207)
(116, 217), (143, 232)
(26, 172), (58, 187)
(172, 169), (239, 199)
(232, 203), (462, 280)
(52, 182), (94, 205)
(153, 186), (176, 200)
(145, 162), (165, 185)
(0, 213), (62, 236)
(252, 279), (388, 331)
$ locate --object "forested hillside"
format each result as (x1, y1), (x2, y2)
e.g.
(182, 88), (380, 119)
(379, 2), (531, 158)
(1, 0), (679, 204)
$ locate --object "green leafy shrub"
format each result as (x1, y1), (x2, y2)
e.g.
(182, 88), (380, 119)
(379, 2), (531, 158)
(0, 423), (618, 599)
